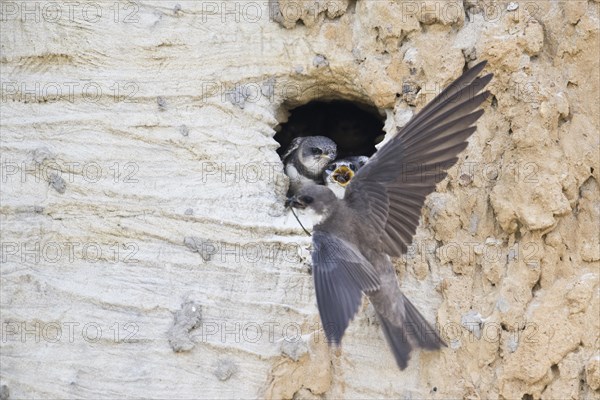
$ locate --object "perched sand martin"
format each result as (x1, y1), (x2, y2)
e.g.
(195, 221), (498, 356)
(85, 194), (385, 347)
(323, 156), (369, 199)
(283, 136), (337, 195)
(287, 61), (492, 369)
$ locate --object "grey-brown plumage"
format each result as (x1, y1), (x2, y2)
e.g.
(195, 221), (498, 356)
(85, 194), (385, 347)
(287, 61), (493, 369)
(283, 136), (337, 195)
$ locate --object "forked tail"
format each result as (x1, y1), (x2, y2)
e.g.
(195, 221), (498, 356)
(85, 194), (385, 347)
(377, 294), (446, 370)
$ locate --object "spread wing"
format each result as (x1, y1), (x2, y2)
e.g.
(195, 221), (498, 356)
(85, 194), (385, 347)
(282, 137), (304, 162)
(345, 60), (493, 256)
(312, 230), (381, 344)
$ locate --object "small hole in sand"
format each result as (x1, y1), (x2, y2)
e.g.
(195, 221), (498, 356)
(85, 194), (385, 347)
(275, 100), (386, 159)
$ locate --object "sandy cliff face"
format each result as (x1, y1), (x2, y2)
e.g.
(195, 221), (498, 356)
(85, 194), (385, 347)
(1, 1), (598, 399)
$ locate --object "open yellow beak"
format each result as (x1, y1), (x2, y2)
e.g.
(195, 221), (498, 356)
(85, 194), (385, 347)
(332, 165), (354, 187)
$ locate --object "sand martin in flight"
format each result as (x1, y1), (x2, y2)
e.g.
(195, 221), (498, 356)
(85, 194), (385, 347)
(287, 61), (493, 369)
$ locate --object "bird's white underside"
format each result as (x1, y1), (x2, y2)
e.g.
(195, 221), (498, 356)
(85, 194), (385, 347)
(293, 206), (328, 228)
(325, 180), (347, 199)
(285, 163), (315, 187)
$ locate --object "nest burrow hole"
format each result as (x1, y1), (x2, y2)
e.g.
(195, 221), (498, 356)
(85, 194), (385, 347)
(274, 100), (387, 160)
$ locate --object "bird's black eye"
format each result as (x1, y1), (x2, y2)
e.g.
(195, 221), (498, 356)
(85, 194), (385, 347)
(349, 164), (357, 172)
(299, 195), (314, 204)
(326, 163), (337, 172)
(311, 147), (322, 155)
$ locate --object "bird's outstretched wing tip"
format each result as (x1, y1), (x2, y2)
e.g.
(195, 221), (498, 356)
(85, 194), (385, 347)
(325, 335), (342, 347)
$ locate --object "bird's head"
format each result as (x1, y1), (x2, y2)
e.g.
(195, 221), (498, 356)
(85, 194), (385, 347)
(298, 136), (337, 174)
(324, 160), (356, 187)
(285, 184), (338, 216)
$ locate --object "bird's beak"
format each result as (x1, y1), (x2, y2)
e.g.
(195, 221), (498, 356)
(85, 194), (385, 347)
(321, 153), (334, 161)
(332, 166), (354, 186)
(285, 196), (306, 209)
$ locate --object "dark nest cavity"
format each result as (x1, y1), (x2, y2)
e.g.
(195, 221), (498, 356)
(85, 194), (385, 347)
(275, 100), (386, 159)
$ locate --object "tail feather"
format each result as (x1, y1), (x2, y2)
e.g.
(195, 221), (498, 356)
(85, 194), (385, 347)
(377, 313), (412, 370)
(377, 294), (446, 370)
(402, 294), (446, 350)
